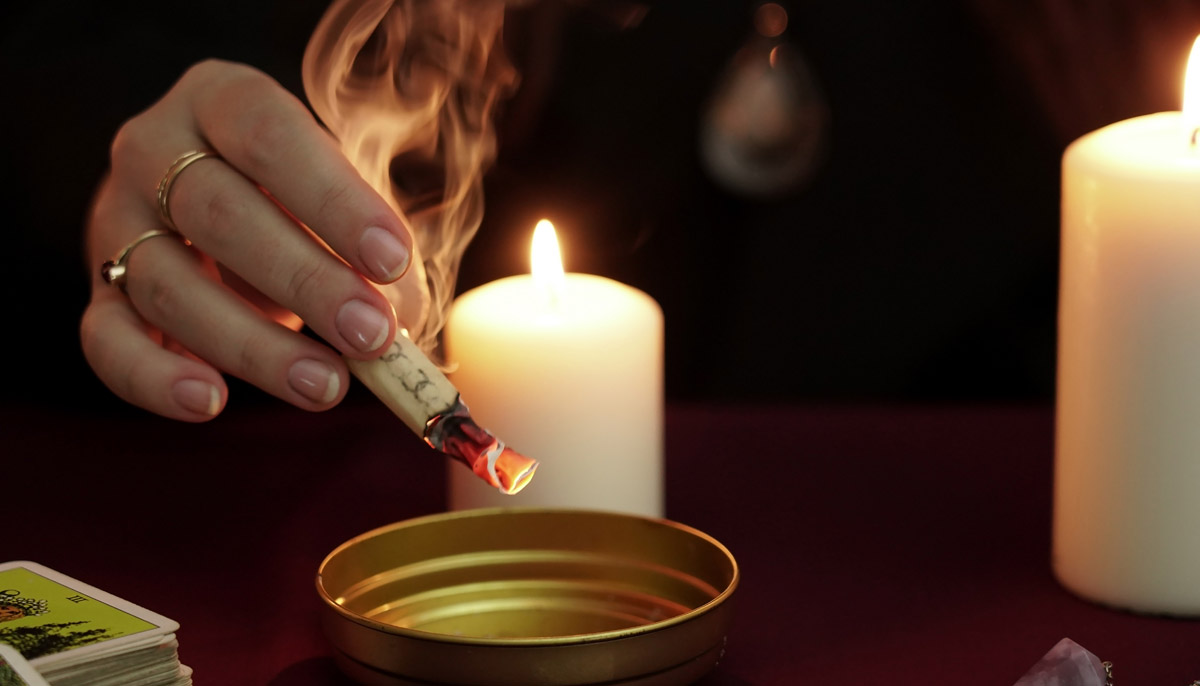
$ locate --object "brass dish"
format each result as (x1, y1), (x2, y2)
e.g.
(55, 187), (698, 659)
(317, 508), (738, 685)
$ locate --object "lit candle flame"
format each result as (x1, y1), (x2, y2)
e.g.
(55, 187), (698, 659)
(531, 219), (566, 303)
(1183, 35), (1200, 145)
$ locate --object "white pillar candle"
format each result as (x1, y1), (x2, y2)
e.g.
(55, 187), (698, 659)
(443, 221), (664, 516)
(1055, 37), (1200, 615)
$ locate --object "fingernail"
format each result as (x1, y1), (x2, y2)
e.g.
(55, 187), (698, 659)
(360, 226), (410, 282)
(336, 299), (390, 352)
(288, 358), (341, 404)
(173, 379), (220, 416)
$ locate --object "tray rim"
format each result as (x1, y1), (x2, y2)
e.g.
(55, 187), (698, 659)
(316, 507), (739, 647)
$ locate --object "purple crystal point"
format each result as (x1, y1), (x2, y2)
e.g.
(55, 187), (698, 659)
(1014, 638), (1108, 686)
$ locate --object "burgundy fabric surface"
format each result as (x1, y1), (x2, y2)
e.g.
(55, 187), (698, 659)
(7, 402), (1199, 684)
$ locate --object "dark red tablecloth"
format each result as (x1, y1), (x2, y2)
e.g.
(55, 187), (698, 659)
(7, 401), (1199, 684)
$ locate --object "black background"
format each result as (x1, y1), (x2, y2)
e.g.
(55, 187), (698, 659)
(4, 1), (1198, 412)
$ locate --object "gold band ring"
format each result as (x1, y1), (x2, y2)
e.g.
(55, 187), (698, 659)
(156, 149), (220, 231)
(100, 229), (188, 292)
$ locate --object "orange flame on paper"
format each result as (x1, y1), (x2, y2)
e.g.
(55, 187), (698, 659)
(302, 0), (518, 356)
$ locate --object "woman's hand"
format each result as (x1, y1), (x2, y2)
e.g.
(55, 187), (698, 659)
(81, 59), (418, 421)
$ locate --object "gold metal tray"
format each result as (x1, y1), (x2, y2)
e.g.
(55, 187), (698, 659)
(317, 508), (738, 685)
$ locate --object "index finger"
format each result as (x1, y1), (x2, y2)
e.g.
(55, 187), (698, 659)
(189, 61), (414, 284)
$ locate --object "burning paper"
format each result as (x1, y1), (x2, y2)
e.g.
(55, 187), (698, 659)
(426, 396), (537, 494)
(346, 335), (537, 494)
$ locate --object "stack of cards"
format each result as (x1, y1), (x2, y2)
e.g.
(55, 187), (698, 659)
(0, 561), (191, 686)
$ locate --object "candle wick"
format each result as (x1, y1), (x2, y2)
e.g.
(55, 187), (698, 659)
(1191, 127), (1200, 148)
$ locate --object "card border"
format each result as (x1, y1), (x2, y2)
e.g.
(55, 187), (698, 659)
(0, 641), (52, 686)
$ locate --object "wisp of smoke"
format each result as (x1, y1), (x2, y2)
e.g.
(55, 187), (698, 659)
(303, 0), (518, 358)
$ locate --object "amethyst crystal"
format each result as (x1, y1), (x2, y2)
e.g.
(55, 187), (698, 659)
(1014, 638), (1108, 686)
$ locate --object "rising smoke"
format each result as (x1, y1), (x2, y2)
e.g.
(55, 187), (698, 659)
(303, 0), (518, 359)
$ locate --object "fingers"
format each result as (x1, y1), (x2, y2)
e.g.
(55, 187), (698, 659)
(84, 235), (351, 416)
(188, 62), (415, 284)
(89, 59), (430, 420)
(159, 153), (399, 358)
(108, 59), (415, 360)
(86, 175), (350, 418)
(81, 297), (227, 422)
(120, 235), (350, 411)
(84, 179), (227, 421)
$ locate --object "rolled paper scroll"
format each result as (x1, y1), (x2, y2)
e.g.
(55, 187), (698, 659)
(345, 334), (538, 495)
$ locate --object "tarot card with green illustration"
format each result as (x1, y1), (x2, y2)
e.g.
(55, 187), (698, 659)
(0, 561), (177, 669)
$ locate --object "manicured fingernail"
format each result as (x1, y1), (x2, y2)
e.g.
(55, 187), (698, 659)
(173, 379), (220, 416)
(360, 226), (410, 282)
(336, 299), (390, 352)
(288, 358), (340, 404)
